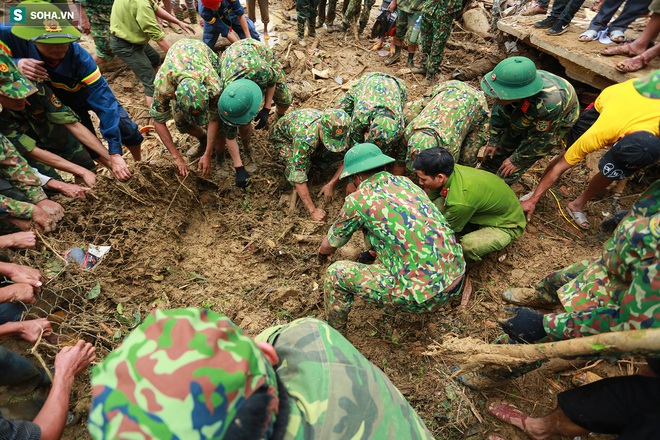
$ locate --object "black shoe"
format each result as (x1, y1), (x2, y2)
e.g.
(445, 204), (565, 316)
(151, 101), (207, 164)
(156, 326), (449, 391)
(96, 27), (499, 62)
(533, 16), (557, 28)
(384, 52), (401, 66)
(546, 21), (570, 35)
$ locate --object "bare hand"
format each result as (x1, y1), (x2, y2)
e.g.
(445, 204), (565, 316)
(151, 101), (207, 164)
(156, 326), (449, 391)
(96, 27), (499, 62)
(80, 18), (91, 34)
(388, 0), (397, 11)
(54, 339), (96, 378)
(482, 145), (497, 160)
(0, 231), (37, 249)
(18, 318), (53, 344)
(520, 199), (536, 222)
(17, 58), (49, 82)
(5, 262), (44, 290)
(80, 170), (96, 187)
(311, 208), (326, 222)
(59, 182), (92, 199)
(320, 183), (334, 202)
(3, 282), (36, 304)
(197, 154), (212, 177)
(498, 158), (517, 178)
(174, 157), (189, 177)
(35, 200), (64, 222)
(110, 154), (132, 181)
(180, 22), (196, 34)
(32, 206), (57, 233)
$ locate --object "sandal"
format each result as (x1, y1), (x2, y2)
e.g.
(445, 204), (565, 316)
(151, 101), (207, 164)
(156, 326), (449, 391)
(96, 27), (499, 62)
(615, 54), (649, 72)
(567, 207), (591, 229)
(579, 29), (598, 42)
(601, 42), (638, 56)
(609, 30), (626, 43)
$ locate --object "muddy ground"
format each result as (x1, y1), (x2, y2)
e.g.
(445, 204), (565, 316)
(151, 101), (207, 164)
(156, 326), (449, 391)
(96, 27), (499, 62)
(2, 2), (659, 439)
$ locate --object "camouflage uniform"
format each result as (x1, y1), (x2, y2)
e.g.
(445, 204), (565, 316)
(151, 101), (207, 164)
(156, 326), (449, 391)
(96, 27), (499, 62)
(342, 0), (376, 33)
(337, 72), (407, 155)
(88, 309), (433, 439)
(0, 82), (97, 180)
(255, 317), (435, 439)
(482, 70), (580, 184)
(219, 39), (292, 110)
(325, 171), (465, 330)
(0, 133), (47, 219)
(418, 0), (462, 76)
(269, 108), (346, 184)
(297, 0), (320, 39)
(537, 180), (660, 341)
(150, 39), (223, 133)
(80, 0), (115, 61)
(403, 80), (489, 169)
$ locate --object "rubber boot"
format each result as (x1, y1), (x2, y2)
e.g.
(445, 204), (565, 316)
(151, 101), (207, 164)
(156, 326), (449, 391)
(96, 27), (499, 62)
(357, 20), (367, 36)
(411, 53), (427, 75)
(188, 9), (198, 24)
(308, 21), (316, 38)
(385, 47), (401, 66)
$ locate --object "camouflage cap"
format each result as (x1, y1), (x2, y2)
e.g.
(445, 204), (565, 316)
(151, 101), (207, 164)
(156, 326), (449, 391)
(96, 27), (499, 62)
(176, 78), (209, 128)
(11, 1), (81, 44)
(88, 308), (279, 440)
(0, 52), (37, 99)
(320, 109), (349, 153)
(366, 114), (401, 151)
(633, 69), (660, 99)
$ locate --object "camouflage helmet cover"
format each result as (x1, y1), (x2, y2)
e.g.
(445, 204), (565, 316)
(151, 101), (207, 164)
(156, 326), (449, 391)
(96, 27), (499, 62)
(88, 308), (279, 439)
(320, 108), (349, 153)
(633, 69), (660, 99)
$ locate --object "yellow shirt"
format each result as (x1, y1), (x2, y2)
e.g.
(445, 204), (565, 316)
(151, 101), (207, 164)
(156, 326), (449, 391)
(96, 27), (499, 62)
(564, 79), (660, 165)
(110, 0), (165, 45)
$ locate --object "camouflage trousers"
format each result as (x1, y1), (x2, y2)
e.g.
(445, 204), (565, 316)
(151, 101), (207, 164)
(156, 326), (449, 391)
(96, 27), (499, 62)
(324, 261), (461, 331)
(85, 2), (114, 61)
(342, 0), (376, 32)
(298, 0), (320, 31)
(317, 0), (338, 25)
(461, 225), (523, 263)
(419, 11), (457, 76)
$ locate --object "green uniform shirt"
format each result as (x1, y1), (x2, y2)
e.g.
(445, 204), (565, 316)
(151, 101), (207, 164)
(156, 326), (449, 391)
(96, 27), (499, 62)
(398, 0), (424, 13)
(0, 82), (80, 156)
(0, 134), (47, 219)
(428, 164), (527, 234)
(255, 317), (434, 439)
(110, 0), (165, 44)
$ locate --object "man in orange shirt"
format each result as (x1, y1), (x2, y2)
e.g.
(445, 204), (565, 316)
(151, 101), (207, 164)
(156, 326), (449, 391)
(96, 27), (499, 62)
(521, 70), (660, 228)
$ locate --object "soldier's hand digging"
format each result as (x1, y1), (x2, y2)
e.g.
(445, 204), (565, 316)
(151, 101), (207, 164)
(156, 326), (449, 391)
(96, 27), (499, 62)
(254, 107), (271, 129)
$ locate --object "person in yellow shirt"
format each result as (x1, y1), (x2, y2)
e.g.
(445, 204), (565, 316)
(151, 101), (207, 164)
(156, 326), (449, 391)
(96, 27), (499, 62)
(520, 69), (660, 228)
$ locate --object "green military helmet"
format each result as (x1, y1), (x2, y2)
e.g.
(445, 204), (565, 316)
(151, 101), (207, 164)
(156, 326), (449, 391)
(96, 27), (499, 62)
(176, 78), (209, 128)
(88, 308), (279, 439)
(0, 52), (38, 99)
(407, 130), (438, 167)
(481, 56), (544, 100)
(633, 68), (660, 99)
(218, 79), (262, 126)
(365, 114), (401, 151)
(320, 109), (349, 153)
(11, 1), (81, 44)
(340, 142), (395, 179)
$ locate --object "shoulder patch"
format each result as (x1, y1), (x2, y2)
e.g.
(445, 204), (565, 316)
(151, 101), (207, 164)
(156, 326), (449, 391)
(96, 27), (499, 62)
(535, 120), (550, 132)
(520, 99), (530, 113)
(650, 214), (660, 239)
(50, 94), (62, 108)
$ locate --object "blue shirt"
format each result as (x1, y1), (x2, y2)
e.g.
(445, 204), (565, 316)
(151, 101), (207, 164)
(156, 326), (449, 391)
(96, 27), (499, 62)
(198, 0), (245, 37)
(0, 23), (125, 155)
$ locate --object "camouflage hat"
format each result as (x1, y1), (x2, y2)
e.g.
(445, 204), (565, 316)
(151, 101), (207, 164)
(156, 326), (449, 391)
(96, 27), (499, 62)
(320, 109), (349, 153)
(633, 69), (660, 99)
(11, 1), (81, 44)
(407, 130), (439, 163)
(88, 308), (279, 440)
(0, 52), (37, 99)
(365, 114), (401, 151)
(176, 78), (209, 128)
(218, 79), (262, 126)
